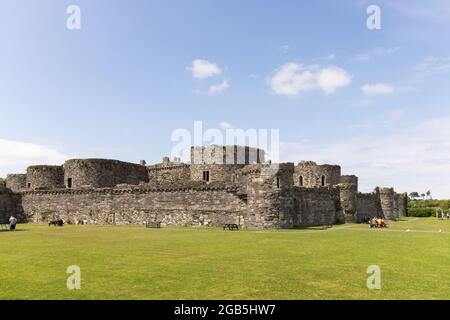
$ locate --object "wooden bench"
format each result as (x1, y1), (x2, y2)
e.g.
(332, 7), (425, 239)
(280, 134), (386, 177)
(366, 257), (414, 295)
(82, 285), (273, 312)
(48, 219), (64, 227)
(0, 223), (9, 231)
(146, 221), (161, 228)
(223, 223), (239, 231)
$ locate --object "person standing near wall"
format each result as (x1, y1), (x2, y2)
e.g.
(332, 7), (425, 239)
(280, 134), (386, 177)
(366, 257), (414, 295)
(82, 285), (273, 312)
(9, 216), (17, 231)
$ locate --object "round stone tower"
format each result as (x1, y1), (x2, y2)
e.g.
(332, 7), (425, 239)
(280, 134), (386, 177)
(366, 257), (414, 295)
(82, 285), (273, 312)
(63, 159), (148, 189)
(337, 175), (358, 223)
(26, 165), (64, 190)
(378, 187), (397, 220)
(6, 174), (27, 192)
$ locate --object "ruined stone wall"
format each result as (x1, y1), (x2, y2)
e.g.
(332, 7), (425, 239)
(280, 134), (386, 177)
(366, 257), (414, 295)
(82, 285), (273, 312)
(0, 187), (22, 222)
(64, 159), (148, 188)
(397, 193), (407, 217)
(355, 193), (381, 223)
(26, 166), (64, 190)
(293, 161), (341, 187)
(379, 187), (398, 221)
(290, 187), (344, 227)
(190, 164), (245, 183)
(6, 174), (27, 193)
(338, 175), (359, 223)
(146, 164), (191, 186)
(190, 145), (266, 184)
(191, 145), (265, 165)
(244, 163), (342, 228)
(20, 186), (247, 227)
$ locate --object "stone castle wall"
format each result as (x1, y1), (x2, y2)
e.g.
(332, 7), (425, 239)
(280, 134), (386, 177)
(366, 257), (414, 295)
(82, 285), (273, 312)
(64, 159), (148, 188)
(293, 161), (341, 187)
(26, 166), (64, 190)
(21, 186), (247, 227)
(0, 187), (23, 222)
(6, 174), (27, 193)
(1, 145), (407, 228)
(147, 164), (191, 186)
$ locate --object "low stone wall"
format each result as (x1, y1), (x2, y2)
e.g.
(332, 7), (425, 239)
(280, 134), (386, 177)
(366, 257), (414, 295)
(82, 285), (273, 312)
(20, 186), (248, 227)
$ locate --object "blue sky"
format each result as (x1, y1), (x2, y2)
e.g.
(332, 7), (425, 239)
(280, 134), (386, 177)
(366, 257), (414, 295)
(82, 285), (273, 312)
(1, 0), (450, 197)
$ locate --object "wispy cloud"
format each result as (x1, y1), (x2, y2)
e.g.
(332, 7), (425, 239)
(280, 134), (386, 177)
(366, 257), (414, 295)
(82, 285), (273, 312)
(268, 63), (352, 97)
(208, 80), (229, 95)
(280, 115), (450, 198)
(361, 83), (394, 96)
(414, 56), (450, 75)
(354, 47), (400, 61)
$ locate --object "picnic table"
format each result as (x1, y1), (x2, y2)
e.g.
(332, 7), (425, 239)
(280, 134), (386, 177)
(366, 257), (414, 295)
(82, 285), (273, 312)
(0, 222), (10, 230)
(146, 221), (161, 228)
(223, 223), (239, 231)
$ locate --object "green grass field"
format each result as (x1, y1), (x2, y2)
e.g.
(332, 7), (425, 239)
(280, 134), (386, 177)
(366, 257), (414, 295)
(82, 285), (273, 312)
(1, 217), (450, 300)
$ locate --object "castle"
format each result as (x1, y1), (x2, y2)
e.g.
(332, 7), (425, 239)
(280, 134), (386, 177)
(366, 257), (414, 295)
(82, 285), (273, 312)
(0, 145), (407, 228)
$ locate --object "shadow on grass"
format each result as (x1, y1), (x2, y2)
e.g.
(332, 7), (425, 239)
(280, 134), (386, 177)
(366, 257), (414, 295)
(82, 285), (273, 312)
(0, 229), (29, 233)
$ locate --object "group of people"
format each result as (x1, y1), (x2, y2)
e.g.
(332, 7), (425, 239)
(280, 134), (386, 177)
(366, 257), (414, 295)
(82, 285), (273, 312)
(368, 217), (388, 228)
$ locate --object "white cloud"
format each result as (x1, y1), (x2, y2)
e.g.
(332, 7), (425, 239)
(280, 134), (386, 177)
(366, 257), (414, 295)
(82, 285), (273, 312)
(268, 63), (352, 97)
(0, 139), (70, 176)
(208, 80), (229, 95)
(280, 115), (450, 199)
(187, 59), (222, 79)
(361, 83), (394, 95)
(355, 47), (400, 61)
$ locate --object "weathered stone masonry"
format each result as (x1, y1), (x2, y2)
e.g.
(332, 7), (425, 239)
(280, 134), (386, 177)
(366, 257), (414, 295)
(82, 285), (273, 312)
(2, 144), (407, 228)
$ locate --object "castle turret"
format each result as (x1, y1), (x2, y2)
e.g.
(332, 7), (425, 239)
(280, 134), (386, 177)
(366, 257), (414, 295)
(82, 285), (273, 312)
(378, 187), (398, 220)
(6, 174), (27, 193)
(338, 175), (358, 223)
(190, 145), (265, 183)
(294, 161), (341, 188)
(26, 166), (64, 190)
(246, 163), (294, 228)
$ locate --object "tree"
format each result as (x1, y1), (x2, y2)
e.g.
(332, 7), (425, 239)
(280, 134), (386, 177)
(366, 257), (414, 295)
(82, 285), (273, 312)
(0, 178), (5, 187)
(421, 193), (426, 200)
(409, 192), (420, 200)
(426, 190), (432, 200)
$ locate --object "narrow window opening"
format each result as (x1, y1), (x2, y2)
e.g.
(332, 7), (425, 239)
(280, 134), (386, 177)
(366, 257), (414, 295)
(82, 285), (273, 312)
(321, 175), (326, 186)
(67, 178), (72, 188)
(276, 177), (280, 188)
(202, 171), (210, 183)
(299, 176), (303, 186)
(27, 183), (31, 189)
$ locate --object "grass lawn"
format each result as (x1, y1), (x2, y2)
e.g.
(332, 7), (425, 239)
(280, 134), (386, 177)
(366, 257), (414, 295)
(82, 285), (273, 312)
(1, 217), (450, 300)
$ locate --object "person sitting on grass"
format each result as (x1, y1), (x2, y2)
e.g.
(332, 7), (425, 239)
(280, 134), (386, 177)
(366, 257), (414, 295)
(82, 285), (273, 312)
(371, 217), (377, 228)
(9, 216), (17, 232)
